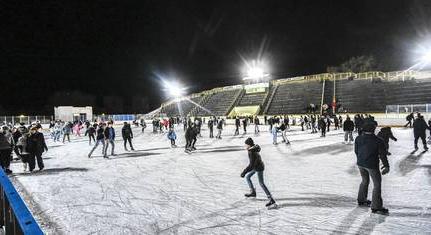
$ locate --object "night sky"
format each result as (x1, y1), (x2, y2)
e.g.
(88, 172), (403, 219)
(2, 0), (431, 115)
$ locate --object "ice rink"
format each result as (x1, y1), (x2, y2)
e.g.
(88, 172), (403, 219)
(10, 124), (431, 234)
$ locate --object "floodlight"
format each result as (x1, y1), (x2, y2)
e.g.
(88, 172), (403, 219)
(242, 59), (270, 81)
(162, 80), (186, 98)
(420, 49), (431, 64)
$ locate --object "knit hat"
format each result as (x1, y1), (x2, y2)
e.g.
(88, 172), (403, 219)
(362, 121), (376, 133)
(245, 137), (254, 146)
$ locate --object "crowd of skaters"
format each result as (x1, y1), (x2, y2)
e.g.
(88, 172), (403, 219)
(0, 111), (430, 211)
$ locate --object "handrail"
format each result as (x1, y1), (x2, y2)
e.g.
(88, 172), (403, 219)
(0, 169), (43, 235)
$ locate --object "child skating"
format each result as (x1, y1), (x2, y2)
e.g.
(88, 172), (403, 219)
(167, 127), (177, 147)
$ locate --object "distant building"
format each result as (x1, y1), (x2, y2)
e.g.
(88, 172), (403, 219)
(54, 106), (93, 122)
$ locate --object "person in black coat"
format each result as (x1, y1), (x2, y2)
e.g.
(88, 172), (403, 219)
(241, 138), (276, 207)
(87, 124), (96, 145)
(377, 127), (397, 155)
(185, 125), (195, 152)
(234, 117), (240, 136)
(208, 118), (214, 138)
(27, 127), (48, 172)
(122, 122), (134, 151)
(242, 119), (247, 134)
(413, 114), (430, 151)
(88, 123), (106, 158)
(318, 116), (327, 137)
(343, 116), (355, 143)
(354, 122), (389, 215)
(405, 112), (414, 128)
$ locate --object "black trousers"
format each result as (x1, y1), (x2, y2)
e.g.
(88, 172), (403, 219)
(28, 151), (44, 171)
(414, 134), (427, 149)
(0, 149), (12, 170)
(209, 127), (214, 138)
(358, 166), (383, 210)
(124, 137), (134, 150)
(89, 134), (95, 144)
(63, 133), (70, 143)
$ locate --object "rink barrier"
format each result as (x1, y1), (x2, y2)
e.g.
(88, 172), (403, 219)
(0, 169), (43, 235)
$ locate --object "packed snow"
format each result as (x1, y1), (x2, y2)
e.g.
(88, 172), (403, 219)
(10, 123), (431, 234)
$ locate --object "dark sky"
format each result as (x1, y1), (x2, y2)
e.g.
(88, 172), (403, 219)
(2, 0), (431, 114)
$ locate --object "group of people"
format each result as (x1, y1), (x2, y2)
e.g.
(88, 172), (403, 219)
(0, 122), (47, 174)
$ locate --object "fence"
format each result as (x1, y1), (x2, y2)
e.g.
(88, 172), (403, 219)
(0, 169), (43, 234)
(386, 104), (431, 114)
(0, 116), (53, 126)
(94, 114), (138, 122)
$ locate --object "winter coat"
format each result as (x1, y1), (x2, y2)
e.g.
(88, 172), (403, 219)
(104, 127), (116, 140)
(63, 124), (72, 134)
(413, 117), (430, 137)
(278, 123), (287, 131)
(121, 124), (133, 139)
(343, 119), (354, 132)
(377, 127), (397, 144)
(354, 133), (388, 169)
(318, 119), (326, 129)
(27, 132), (48, 154)
(96, 127), (105, 140)
(217, 120), (223, 130)
(0, 132), (12, 150)
(87, 126), (96, 136)
(167, 130), (177, 140)
(241, 145), (265, 175)
(12, 131), (22, 144)
(185, 127), (196, 140)
(235, 119), (240, 127)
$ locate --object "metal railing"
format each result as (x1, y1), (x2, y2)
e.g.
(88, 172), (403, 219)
(0, 116), (53, 126)
(0, 169), (43, 234)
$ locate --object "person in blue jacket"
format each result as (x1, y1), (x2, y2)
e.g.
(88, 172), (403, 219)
(167, 127), (177, 147)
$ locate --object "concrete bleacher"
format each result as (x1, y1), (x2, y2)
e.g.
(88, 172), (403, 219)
(266, 80), (323, 115)
(237, 92), (267, 106)
(161, 96), (203, 116)
(196, 89), (240, 116)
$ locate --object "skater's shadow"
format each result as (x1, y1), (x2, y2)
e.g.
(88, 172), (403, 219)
(198, 146), (244, 153)
(346, 164), (359, 175)
(295, 143), (353, 156)
(398, 151), (426, 176)
(14, 167), (88, 176)
(356, 214), (387, 234)
(330, 207), (369, 234)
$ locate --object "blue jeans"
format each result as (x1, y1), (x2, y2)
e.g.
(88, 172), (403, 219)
(246, 170), (272, 198)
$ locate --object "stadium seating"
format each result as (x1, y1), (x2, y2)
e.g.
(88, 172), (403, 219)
(196, 89), (241, 116)
(237, 92), (267, 106)
(161, 96), (203, 116)
(266, 80), (324, 115)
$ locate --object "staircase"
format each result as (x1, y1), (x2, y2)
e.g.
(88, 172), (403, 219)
(262, 84), (279, 114)
(226, 89), (245, 116)
(189, 94), (210, 117)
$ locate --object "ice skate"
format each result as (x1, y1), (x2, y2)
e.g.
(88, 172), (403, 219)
(266, 198), (277, 209)
(244, 190), (256, 198)
(371, 208), (389, 215)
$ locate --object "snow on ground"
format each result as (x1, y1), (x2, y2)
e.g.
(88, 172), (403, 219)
(10, 124), (431, 234)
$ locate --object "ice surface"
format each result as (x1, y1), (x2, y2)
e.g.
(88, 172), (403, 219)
(10, 124), (431, 234)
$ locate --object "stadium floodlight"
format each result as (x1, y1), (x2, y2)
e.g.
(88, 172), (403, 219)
(162, 79), (187, 98)
(420, 49), (431, 64)
(242, 60), (270, 81)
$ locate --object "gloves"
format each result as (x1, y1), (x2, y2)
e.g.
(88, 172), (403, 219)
(381, 166), (390, 175)
(240, 172), (246, 178)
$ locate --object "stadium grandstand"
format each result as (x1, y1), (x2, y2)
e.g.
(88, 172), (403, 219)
(155, 70), (431, 118)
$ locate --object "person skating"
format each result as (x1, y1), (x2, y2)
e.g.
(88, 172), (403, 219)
(185, 124), (197, 152)
(0, 126), (13, 174)
(311, 115), (317, 133)
(413, 113), (430, 151)
(122, 122), (134, 151)
(377, 127), (397, 155)
(334, 116), (340, 130)
(254, 116), (260, 134)
(27, 127), (48, 172)
(88, 123), (106, 158)
(62, 122), (72, 143)
(234, 117), (240, 136)
(355, 121), (389, 215)
(326, 116), (332, 132)
(16, 131), (30, 172)
(208, 118), (214, 138)
(271, 124), (278, 145)
(11, 127), (22, 160)
(242, 118), (247, 134)
(104, 122), (116, 157)
(216, 119), (223, 139)
(167, 127), (177, 147)
(319, 116), (327, 137)
(278, 123), (290, 144)
(87, 124), (96, 145)
(405, 113), (414, 128)
(343, 116), (354, 144)
(241, 138), (276, 208)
